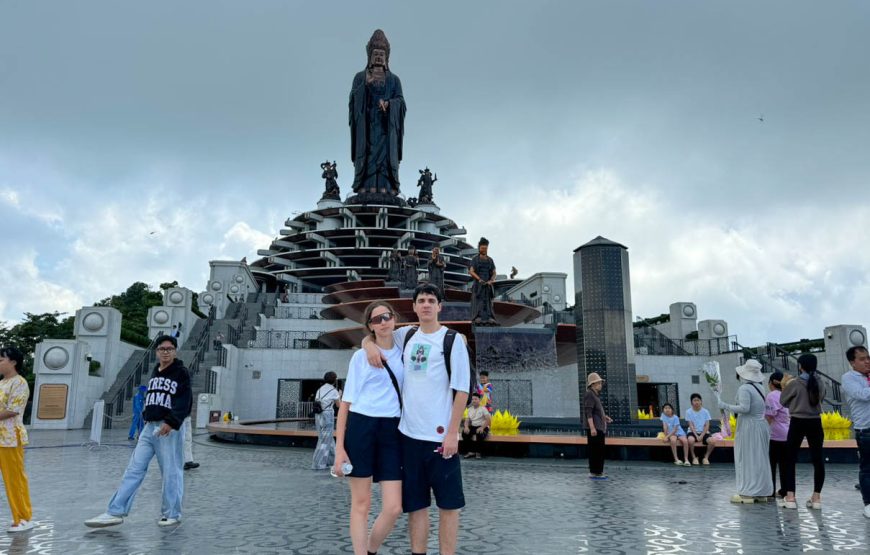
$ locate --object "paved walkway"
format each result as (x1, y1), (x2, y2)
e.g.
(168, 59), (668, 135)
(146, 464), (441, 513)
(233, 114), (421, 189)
(0, 429), (867, 554)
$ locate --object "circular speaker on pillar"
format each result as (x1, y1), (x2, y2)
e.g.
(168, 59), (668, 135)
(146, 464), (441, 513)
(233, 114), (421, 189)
(82, 312), (105, 332)
(43, 346), (70, 370)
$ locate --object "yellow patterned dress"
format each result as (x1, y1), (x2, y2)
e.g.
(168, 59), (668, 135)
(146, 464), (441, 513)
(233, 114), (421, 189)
(0, 374), (32, 524)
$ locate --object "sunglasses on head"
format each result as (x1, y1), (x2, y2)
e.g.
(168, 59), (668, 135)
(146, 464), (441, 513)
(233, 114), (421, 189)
(368, 312), (394, 325)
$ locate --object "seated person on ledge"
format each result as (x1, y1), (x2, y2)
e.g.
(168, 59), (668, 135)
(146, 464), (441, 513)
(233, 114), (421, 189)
(685, 393), (717, 465)
(462, 393), (492, 459)
(660, 403), (691, 466)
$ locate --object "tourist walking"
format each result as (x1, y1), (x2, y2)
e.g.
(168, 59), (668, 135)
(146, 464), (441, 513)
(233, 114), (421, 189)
(312, 371), (341, 470)
(85, 335), (191, 527)
(718, 359), (773, 503)
(780, 353), (827, 510)
(584, 372), (612, 479)
(0, 346), (34, 532)
(841, 346), (870, 518)
(334, 301), (404, 555)
(764, 371), (790, 505)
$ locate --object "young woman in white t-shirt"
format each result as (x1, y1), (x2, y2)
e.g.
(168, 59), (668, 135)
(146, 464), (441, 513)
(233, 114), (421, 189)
(334, 301), (404, 555)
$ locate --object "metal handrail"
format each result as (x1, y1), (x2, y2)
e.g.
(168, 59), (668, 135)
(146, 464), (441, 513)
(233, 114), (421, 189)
(248, 330), (325, 349)
(765, 342), (842, 408)
(188, 306), (216, 376)
(103, 335), (160, 429)
(273, 306), (322, 319)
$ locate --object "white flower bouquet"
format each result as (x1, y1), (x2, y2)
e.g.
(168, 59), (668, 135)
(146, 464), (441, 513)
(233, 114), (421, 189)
(701, 361), (721, 395)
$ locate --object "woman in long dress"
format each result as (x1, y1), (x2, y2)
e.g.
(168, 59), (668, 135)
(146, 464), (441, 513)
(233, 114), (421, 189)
(718, 359), (773, 503)
(312, 371), (341, 470)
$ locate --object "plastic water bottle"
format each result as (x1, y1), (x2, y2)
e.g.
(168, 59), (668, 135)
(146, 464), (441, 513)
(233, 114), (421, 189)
(330, 462), (353, 478)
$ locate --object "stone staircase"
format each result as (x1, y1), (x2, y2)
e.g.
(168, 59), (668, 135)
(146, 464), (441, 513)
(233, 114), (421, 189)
(88, 297), (277, 430)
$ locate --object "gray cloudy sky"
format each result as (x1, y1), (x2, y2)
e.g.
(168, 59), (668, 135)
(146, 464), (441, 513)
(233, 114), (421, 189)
(2, 1), (869, 345)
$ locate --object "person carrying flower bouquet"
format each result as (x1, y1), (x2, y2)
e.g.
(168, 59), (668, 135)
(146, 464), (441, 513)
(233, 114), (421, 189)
(717, 359), (773, 503)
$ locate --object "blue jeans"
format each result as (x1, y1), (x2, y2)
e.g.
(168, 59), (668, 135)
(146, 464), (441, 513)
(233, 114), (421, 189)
(108, 421), (184, 519)
(857, 429), (870, 505)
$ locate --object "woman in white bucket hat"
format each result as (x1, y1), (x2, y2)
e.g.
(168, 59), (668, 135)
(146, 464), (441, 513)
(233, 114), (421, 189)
(718, 359), (774, 503)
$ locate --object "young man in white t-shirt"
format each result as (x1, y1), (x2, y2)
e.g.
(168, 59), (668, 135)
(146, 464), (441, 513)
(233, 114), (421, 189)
(365, 283), (471, 555)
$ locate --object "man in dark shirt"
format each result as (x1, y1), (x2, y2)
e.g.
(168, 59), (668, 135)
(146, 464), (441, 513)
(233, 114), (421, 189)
(85, 335), (192, 528)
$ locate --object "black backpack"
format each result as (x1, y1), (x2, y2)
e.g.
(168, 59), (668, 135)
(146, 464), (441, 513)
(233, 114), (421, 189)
(403, 327), (476, 406)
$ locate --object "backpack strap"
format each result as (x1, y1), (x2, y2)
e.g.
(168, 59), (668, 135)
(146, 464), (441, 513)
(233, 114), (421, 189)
(443, 329), (457, 382)
(402, 326), (419, 353)
(382, 360), (403, 412)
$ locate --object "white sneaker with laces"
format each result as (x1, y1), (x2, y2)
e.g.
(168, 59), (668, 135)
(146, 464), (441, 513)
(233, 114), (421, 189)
(863, 504), (870, 519)
(7, 520), (35, 533)
(158, 517), (180, 527)
(84, 513), (124, 528)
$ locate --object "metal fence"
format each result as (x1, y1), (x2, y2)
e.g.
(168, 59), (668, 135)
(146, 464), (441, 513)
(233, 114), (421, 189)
(284, 293), (323, 304)
(635, 332), (739, 357)
(273, 306), (322, 320)
(248, 330), (326, 349)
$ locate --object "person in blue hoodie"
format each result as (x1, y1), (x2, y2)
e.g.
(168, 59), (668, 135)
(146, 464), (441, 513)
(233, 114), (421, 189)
(128, 385), (147, 441)
(85, 335), (191, 528)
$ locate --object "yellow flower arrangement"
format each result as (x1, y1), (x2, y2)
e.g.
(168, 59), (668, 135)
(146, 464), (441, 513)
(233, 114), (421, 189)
(490, 410), (521, 435)
(821, 411), (852, 441)
(637, 408), (653, 420)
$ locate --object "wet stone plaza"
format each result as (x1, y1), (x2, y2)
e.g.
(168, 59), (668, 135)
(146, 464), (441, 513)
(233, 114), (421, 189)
(0, 429), (868, 554)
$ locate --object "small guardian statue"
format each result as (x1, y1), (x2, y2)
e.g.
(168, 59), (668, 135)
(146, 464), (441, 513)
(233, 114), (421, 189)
(387, 248), (402, 282)
(320, 161), (340, 200)
(427, 246), (446, 293)
(401, 246), (419, 290)
(417, 167), (437, 204)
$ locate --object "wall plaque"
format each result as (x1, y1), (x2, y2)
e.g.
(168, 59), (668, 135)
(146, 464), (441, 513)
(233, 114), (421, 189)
(37, 384), (69, 420)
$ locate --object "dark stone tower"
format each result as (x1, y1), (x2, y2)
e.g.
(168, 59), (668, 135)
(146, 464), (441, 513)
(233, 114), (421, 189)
(573, 237), (637, 424)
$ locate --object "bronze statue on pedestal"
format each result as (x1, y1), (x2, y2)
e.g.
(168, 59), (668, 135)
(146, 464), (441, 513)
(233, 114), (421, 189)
(469, 237), (497, 325)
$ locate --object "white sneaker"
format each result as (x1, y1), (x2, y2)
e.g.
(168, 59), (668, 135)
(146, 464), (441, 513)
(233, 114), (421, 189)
(863, 504), (870, 519)
(7, 520), (34, 533)
(84, 513), (124, 528)
(157, 517), (180, 527)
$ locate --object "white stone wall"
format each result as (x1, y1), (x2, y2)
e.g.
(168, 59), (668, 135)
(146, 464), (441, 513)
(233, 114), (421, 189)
(226, 348), (354, 421)
(636, 352), (744, 416)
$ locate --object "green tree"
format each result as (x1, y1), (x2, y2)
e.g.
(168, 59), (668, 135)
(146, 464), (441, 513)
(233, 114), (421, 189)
(96, 282), (163, 340)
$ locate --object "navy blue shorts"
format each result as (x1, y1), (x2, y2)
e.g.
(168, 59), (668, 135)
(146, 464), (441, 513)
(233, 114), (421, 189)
(343, 412), (402, 482)
(401, 434), (465, 513)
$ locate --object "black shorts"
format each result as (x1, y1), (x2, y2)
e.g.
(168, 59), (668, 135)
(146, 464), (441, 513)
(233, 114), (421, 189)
(343, 412), (402, 482)
(401, 434), (465, 513)
(689, 432), (713, 445)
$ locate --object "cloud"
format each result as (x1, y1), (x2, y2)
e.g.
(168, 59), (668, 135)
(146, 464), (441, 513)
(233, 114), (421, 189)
(0, 250), (83, 322)
(464, 169), (870, 345)
(220, 221), (274, 259)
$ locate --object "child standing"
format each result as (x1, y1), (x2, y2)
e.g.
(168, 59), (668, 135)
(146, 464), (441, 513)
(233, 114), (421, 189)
(764, 371), (790, 505)
(660, 403), (690, 466)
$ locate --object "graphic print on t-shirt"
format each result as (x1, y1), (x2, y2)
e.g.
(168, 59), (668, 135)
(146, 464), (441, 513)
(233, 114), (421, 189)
(409, 343), (431, 374)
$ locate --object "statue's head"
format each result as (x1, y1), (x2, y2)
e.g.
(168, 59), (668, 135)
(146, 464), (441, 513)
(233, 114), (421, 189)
(366, 29), (390, 70)
(478, 237), (489, 256)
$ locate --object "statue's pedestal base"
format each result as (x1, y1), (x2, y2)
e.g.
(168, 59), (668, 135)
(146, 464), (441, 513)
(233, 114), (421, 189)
(317, 198), (344, 209)
(414, 202), (440, 215)
(345, 192), (406, 207)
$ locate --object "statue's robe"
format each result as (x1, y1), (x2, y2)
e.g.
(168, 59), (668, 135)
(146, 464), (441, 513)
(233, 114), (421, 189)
(349, 70), (406, 194)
